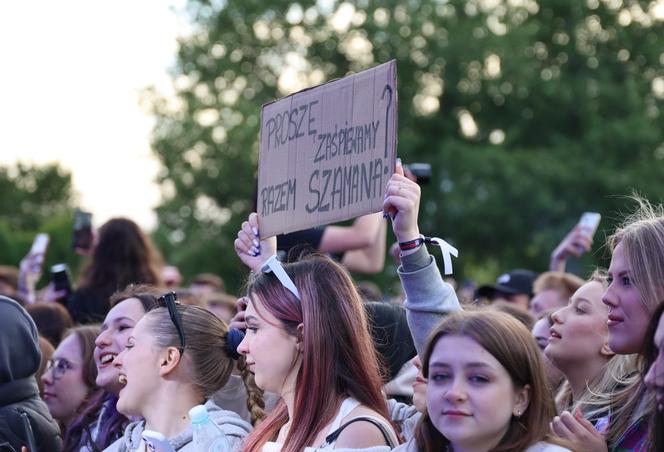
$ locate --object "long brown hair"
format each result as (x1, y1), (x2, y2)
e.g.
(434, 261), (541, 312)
(242, 254), (390, 452)
(552, 271), (640, 444)
(80, 218), (162, 290)
(413, 310), (571, 451)
(602, 196), (664, 445)
(108, 283), (161, 311)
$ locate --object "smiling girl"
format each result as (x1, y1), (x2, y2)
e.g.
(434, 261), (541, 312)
(398, 310), (571, 452)
(64, 285), (161, 451)
(106, 300), (252, 451)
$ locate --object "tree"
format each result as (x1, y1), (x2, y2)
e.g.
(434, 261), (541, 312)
(148, 0), (664, 293)
(0, 163), (81, 282)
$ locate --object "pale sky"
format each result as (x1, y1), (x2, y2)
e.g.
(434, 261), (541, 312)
(0, 0), (189, 230)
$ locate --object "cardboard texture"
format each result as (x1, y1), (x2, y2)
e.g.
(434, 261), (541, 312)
(257, 60), (397, 238)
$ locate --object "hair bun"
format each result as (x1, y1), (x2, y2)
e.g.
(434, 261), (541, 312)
(225, 328), (245, 360)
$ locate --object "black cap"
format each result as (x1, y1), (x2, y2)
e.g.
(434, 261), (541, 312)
(476, 269), (539, 299)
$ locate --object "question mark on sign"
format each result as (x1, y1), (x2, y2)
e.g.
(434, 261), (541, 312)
(381, 84), (393, 159)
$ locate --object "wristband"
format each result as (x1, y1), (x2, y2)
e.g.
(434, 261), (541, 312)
(399, 235), (426, 251)
(399, 235), (460, 275)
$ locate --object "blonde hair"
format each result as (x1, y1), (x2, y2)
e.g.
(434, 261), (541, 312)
(599, 196), (664, 446)
(609, 196), (664, 314)
(534, 272), (585, 299)
(553, 271), (642, 442)
(555, 354), (639, 421)
(145, 305), (265, 423)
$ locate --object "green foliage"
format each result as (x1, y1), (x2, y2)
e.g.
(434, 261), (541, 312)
(0, 163), (82, 284)
(0, 163), (73, 231)
(149, 0), (664, 293)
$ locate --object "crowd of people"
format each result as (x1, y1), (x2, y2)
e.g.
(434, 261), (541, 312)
(0, 161), (663, 451)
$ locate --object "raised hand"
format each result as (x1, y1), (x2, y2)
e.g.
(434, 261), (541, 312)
(234, 212), (277, 272)
(229, 297), (249, 331)
(550, 226), (593, 272)
(383, 161), (421, 243)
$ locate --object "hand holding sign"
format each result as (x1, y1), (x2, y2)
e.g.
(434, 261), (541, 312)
(383, 162), (421, 244)
(384, 161), (459, 274)
(234, 213), (277, 273)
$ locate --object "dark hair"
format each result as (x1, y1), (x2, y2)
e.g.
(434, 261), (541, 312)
(109, 284), (160, 311)
(413, 310), (570, 451)
(356, 281), (383, 302)
(364, 301), (416, 383)
(36, 336), (54, 396)
(243, 254), (391, 452)
(644, 302), (664, 449)
(26, 302), (74, 347)
(80, 218), (162, 291)
(0, 265), (19, 291)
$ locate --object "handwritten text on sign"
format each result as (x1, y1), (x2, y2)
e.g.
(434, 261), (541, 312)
(257, 60), (397, 238)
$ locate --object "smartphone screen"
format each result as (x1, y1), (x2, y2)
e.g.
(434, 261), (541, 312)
(50, 263), (73, 302)
(30, 233), (50, 255)
(72, 209), (93, 250)
(578, 212), (601, 240)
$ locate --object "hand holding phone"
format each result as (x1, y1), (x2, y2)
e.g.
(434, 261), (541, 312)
(30, 233), (50, 255)
(18, 234), (50, 304)
(26, 233), (49, 273)
(577, 212), (601, 241)
(550, 212), (600, 271)
(49, 264), (73, 304)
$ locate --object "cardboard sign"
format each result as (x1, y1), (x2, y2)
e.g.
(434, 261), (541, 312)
(257, 60), (397, 238)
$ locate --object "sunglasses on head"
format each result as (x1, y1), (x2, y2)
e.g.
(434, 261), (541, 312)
(158, 291), (186, 353)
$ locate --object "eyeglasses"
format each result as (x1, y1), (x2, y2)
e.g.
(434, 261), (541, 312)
(158, 291), (186, 353)
(45, 358), (75, 379)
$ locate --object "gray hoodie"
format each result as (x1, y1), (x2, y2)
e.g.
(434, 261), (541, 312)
(103, 399), (252, 451)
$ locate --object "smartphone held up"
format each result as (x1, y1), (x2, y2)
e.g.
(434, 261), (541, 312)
(72, 209), (93, 251)
(578, 212), (601, 240)
(50, 264), (74, 305)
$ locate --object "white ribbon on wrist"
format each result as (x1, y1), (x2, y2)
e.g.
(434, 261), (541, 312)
(260, 255), (301, 300)
(427, 237), (459, 276)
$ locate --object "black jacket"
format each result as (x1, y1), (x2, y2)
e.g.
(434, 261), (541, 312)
(0, 378), (62, 452)
(0, 296), (62, 452)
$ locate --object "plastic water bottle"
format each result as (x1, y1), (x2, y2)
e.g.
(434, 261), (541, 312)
(189, 404), (231, 452)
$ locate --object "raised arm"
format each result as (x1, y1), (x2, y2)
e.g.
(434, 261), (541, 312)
(550, 225), (593, 272)
(383, 163), (460, 357)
